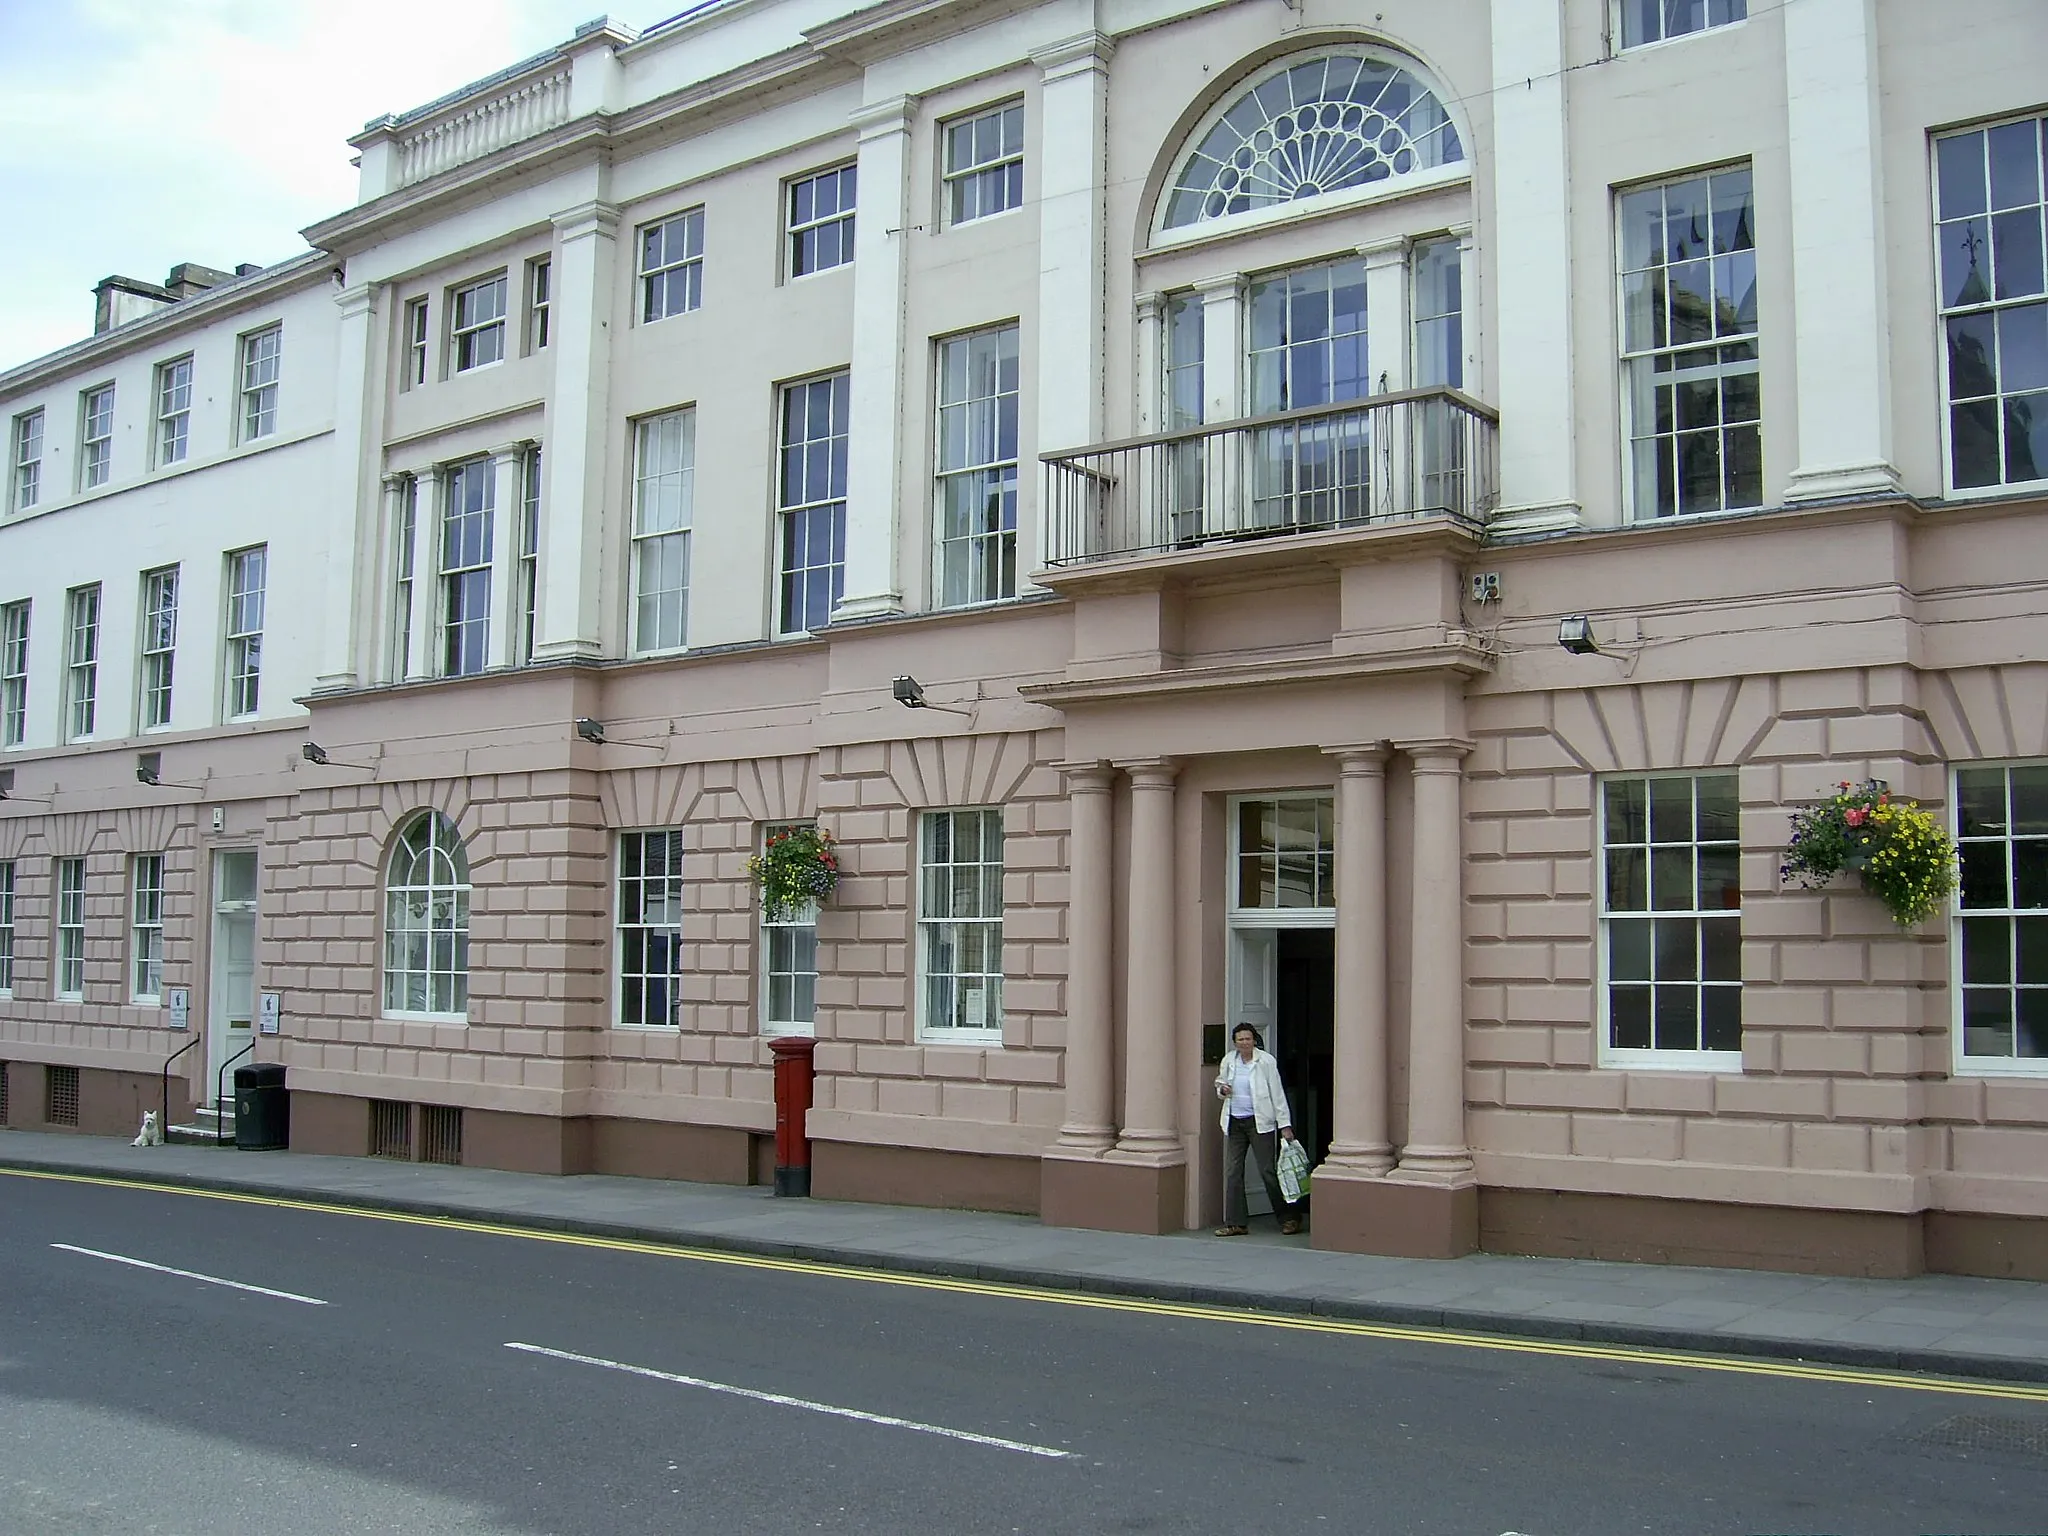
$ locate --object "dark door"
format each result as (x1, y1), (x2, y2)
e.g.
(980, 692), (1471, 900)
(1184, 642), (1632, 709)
(1275, 927), (1336, 1167)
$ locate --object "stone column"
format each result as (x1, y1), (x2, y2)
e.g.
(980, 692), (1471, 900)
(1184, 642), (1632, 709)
(1488, 0), (1580, 536)
(833, 96), (918, 622)
(1323, 745), (1394, 1173)
(405, 470), (439, 682)
(1393, 740), (1474, 1180)
(1133, 292), (1164, 435)
(1781, 0), (1902, 501)
(1195, 273), (1243, 424)
(379, 473), (412, 683)
(1055, 762), (1117, 1152)
(1115, 759), (1180, 1158)
(484, 444), (526, 669)
(1360, 238), (1409, 394)
(534, 200), (618, 662)
(314, 283), (377, 693)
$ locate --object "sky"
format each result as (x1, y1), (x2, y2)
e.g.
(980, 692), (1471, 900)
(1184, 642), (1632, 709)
(0, 0), (617, 373)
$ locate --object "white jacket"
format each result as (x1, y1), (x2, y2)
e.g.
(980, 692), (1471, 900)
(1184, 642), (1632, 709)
(1213, 1048), (1292, 1134)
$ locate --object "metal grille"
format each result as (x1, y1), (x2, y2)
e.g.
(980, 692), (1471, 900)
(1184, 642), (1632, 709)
(1912, 1413), (2048, 1458)
(0, 1061), (9, 1125)
(420, 1104), (462, 1166)
(369, 1100), (411, 1160)
(47, 1064), (79, 1127)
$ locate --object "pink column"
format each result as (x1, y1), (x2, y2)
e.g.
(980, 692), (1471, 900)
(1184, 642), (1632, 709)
(1115, 759), (1180, 1157)
(1394, 740), (1474, 1179)
(1056, 762), (1117, 1152)
(1324, 745), (1394, 1172)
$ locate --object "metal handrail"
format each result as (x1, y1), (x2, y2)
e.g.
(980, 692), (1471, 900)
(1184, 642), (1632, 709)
(160, 1036), (200, 1136)
(1038, 384), (1500, 464)
(215, 1041), (256, 1143)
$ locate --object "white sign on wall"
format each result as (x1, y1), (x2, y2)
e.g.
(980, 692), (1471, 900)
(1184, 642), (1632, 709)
(258, 992), (282, 1036)
(167, 987), (190, 1031)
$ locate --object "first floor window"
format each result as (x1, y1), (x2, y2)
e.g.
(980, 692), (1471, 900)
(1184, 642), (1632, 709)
(617, 829), (684, 1028)
(935, 325), (1019, 607)
(761, 824), (818, 1036)
(383, 811), (470, 1016)
(225, 546), (266, 717)
(1935, 113), (2048, 490)
(526, 258), (551, 353)
(156, 357), (192, 466)
(640, 210), (704, 323)
(1618, 166), (1760, 519)
(1956, 762), (2048, 1065)
(1601, 773), (1741, 1061)
(132, 854), (164, 999)
(1246, 257), (1372, 530)
(139, 565), (178, 730)
(1617, 0), (1746, 49)
(404, 298), (429, 387)
(778, 373), (849, 634)
(451, 277), (506, 373)
(391, 477), (417, 678)
(57, 856), (85, 999)
(65, 584), (100, 740)
(517, 449), (540, 663)
(632, 410), (694, 653)
(919, 808), (1004, 1039)
(788, 164), (856, 277)
(11, 409), (42, 510)
(1, 599), (27, 746)
(943, 103), (1024, 225)
(0, 859), (14, 995)
(440, 459), (492, 675)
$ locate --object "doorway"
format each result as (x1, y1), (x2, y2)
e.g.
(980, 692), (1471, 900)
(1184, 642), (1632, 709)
(206, 850), (258, 1108)
(1225, 924), (1335, 1217)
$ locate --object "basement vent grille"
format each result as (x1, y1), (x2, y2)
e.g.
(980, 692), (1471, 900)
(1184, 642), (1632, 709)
(1912, 1413), (2048, 1459)
(420, 1104), (462, 1166)
(48, 1064), (79, 1127)
(370, 1100), (411, 1160)
(0, 1061), (9, 1126)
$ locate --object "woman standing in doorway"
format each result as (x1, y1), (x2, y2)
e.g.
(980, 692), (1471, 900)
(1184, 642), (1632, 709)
(1212, 1024), (1300, 1236)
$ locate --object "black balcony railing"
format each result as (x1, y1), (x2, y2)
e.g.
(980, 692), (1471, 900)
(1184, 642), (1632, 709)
(1041, 386), (1499, 567)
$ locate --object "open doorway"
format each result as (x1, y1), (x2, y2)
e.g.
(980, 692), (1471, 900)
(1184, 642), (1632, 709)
(206, 850), (258, 1108)
(1226, 924), (1335, 1217)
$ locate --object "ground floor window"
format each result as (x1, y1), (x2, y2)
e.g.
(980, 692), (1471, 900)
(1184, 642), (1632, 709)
(383, 811), (471, 1017)
(918, 808), (1003, 1041)
(1956, 762), (2048, 1066)
(618, 829), (684, 1028)
(1601, 773), (1741, 1065)
(131, 853), (164, 1000)
(57, 857), (85, 999)
(760, 824), (818, 1036)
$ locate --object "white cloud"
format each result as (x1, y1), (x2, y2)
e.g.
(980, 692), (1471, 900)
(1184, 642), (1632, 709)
(0, 0), (605, 371)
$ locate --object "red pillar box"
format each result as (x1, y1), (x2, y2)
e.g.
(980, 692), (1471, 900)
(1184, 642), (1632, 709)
(768, 1036), (817, 1197)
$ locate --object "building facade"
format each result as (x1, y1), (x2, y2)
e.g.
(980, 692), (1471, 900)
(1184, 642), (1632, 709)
(4, 0), (2047, 1278)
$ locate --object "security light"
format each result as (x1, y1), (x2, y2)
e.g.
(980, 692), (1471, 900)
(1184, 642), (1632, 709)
(301, 742), (329, 765)
(892, 676), (927, 708)
(1558, 616), (1600, 656)
(136, 752), (162, 786)
(574, 718), (607, 744)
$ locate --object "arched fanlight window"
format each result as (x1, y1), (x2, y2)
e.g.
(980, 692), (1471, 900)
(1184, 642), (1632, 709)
(1161, 50), (1464, 232)
(384, 810), (471, 1016)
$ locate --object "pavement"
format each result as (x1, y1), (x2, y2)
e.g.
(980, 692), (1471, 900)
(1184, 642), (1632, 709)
(7, 1127), (2048, 1387)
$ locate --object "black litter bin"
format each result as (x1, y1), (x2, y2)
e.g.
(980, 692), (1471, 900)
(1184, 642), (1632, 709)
(234, 1063), (289, 1150)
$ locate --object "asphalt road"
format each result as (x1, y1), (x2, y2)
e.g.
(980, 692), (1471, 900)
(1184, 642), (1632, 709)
(2, 1172), (2046, 1535)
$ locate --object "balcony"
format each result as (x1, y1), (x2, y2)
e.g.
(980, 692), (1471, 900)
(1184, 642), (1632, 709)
(1041, 387), (1499, 567)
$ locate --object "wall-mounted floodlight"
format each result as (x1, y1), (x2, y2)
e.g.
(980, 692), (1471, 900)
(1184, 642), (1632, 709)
(0, 768), (53, 804)
(575, 718), (607, 744)
(136, 752), (162, 786)
(892, 676), (927, 708)
(302, 743), (329, 765)
(1558, 616), (1600, 656)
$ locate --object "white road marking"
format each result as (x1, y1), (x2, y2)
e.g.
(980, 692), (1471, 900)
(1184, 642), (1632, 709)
(505, 1341), (1074, 1459)
(49, 1243), (328, 1306)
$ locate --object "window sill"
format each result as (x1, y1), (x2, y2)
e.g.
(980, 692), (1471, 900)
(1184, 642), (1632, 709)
(943, 204), (1025, 234)
(1952, 1058), (2048, 1078)
(1600, 1050), (1742, 1073)
(762, 1023), (817, 1039)
(614, 1021), (683, 1033)
(381, 1010), (469, 1026)
(916, 1029), (1004, 1048)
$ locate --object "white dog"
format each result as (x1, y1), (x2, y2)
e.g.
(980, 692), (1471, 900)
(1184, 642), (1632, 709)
(132, 1110), (164, 1147)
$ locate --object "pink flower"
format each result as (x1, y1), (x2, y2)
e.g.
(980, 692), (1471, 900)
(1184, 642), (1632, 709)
(1845, 808), (1868, 827)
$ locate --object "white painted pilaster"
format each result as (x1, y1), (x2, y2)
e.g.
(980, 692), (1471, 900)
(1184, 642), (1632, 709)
(1781, 0), (1902, 501)
(314, 283), (376, 693)
(1133, 292), (1164, 435)
(486, 444), (526, 669)
(1489, 0), (1581, 535)
(405, 471), (439, 682)
(1195, 273), (1244, 423)
(534, 201), (618, 662)
(379, 473), (411, 683)
(833, 96), (919, 623)
(1361, 237), (1410, 394)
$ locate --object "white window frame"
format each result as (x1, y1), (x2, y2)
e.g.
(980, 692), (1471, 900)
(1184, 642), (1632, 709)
(0, 859), (15, 997)
(1611, 0), (1747, 53)
(1932, 112), (2048, 496)
(138, 565), (178, 732)
(0, 599), (27, 748)
(933, 323), (1020, 609)
(439, 459), (493, 677)
(390, 476), (417, 679)
(450, 276), (507, 374)
(404, 297), (430, 388)
(787, 163), (857, 278)
(639, 209), (705, 324)
(1597, 772), (1743, 1071)
(155, 357), (192, 467)
(382, 811), (471, 1020)
(131, 853), (164, 1001)
(615, 828), (685, 1029)
(631, 410), (694, 655)
(516, 449), (540, 664)
(916, 807), (1005, 1044)
(64, 583), (100, 741)
(1227, 794), (1338, 920)
(943, 102), (1025, 227)
(777, 372), (849, 636)
(224, 545), (265, 719)
(526, 257), (551, 353)
(1952, 761), (2048, 1075)
(10, 409), (42, 511)
(759, 822), (820, 1037)
(239, 325), (281, 441)
(80, 384), (114, 490)
(1617, 164), (1762, 522)
(56, 856), (85, 1000)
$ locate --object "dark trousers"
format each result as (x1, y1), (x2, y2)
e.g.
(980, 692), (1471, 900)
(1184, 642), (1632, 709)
(1224, 1115), (1292, 1227)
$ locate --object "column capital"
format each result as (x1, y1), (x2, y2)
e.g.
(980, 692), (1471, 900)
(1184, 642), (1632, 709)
(1134, 290), (1164, 322)
(1032, 30), (1115, 81)
(1325, 742), (1391, 773)
(1357, 235), (1408, 268)
(380, 471), (412, 492)
(1192, 271), (1243, 299)
(1397, 738), (1473, 769)
(851, 94), (919, 140)
(335, 283), (375, 321)
(551, 199), (620, 242)
(1058, 760), (1117, 795)
(490, 441), (531, 465)
(1115, 757), (1179, 787)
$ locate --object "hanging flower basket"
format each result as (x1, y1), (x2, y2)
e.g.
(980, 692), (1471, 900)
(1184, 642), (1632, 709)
(746, 825), (839, 922)
(1779, 780), (1958, 927)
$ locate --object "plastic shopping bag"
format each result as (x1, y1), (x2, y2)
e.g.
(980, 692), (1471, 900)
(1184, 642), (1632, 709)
(1276, 1137), (1311, 1205)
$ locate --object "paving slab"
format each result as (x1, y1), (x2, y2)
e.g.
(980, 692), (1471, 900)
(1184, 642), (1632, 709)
(5, 1129), (2048, 1383)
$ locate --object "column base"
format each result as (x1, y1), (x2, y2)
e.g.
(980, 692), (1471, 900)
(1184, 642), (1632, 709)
(310, 672), (361, 695)
(830, 592), (906, 624)
(1309, 1169), (1477, 1258)
(1782, 461), (1904, 503)
(1042, 1150), (1185, 1234)
(1487, 500), (1583, 540)
(530, 639), (602, 663)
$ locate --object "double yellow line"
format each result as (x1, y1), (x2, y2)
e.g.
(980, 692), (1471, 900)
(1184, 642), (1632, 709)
(10, 1164), (2048, 1405)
